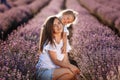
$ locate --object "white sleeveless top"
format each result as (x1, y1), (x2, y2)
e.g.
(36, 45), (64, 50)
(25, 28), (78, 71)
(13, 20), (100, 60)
(36, 39), (71, 69)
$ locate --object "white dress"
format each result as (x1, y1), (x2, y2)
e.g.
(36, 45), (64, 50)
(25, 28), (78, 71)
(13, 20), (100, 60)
(36, 39), (71, 69)
(64, 24), (71, 36)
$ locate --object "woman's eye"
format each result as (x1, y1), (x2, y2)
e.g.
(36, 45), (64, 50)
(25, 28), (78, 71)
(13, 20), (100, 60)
(53, 24), (57, 27)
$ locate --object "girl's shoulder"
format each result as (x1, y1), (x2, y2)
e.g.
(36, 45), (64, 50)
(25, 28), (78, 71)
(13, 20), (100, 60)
(65, 24), (71, 28)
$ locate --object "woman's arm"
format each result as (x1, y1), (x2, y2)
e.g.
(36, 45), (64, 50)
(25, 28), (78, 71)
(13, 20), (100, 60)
(63, 53), (80, 74)
(48, 50), (70, 68)
(63, 53), (70, 63)
(49, 50), (80, 74)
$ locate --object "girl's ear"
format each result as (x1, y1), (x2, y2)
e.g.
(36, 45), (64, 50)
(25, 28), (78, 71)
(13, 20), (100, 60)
(73, 11), (79, 24)
(73, 11), (78, 15)
(72, 17), (78, 25)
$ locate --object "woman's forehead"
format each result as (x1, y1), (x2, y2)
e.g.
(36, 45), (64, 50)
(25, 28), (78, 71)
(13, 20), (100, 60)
(54, 18), (60, 23)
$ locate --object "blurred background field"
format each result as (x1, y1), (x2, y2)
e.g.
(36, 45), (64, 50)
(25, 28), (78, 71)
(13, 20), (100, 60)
(0, 0), (120, 80)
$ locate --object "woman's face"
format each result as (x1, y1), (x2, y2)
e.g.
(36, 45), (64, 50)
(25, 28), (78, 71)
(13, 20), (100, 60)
(53, 18), (63, 34)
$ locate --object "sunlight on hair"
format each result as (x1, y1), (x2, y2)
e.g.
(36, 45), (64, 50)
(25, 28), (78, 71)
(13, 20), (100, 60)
(42, 15), (57, 26)
(56, 9), (79, 25)
(56, 9), (78, 17)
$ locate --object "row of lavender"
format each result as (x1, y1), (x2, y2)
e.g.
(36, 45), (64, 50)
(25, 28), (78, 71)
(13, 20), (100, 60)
(0, 0), (34, 12)
(0, 0), (50, 40)
(79, 0), (120, 35)
(66, 0), (120, 80)
(0, 0), (64, 79)
(95, 0), (120, 10)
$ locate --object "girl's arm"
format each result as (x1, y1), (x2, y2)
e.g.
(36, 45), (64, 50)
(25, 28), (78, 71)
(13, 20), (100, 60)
(62, 32), (67, 54)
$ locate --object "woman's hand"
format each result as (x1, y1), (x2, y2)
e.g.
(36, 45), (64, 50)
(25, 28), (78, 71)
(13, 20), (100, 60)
(69, 64), (80, 75)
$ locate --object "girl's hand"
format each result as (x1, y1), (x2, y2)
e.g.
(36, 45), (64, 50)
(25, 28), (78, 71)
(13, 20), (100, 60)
(61, 45), (66, 54)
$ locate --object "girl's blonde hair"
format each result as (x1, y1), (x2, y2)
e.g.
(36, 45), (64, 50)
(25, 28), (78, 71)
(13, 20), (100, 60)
(56, 9), (78, 25)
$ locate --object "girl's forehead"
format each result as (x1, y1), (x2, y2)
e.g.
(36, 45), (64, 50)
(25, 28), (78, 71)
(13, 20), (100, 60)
(63, 14), (73, 18)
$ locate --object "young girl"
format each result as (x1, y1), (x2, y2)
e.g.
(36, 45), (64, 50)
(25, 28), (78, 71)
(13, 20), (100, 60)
(56, 9), (78, 54)
(36, 16), (80, 80)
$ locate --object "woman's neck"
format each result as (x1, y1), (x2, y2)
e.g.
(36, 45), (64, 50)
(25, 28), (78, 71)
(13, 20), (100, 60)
(53, 33), (62, 44)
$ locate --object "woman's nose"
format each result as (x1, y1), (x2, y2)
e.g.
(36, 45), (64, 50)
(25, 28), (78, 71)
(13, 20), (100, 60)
(57, 24), (62, 29)
(58, 25), (61, 28)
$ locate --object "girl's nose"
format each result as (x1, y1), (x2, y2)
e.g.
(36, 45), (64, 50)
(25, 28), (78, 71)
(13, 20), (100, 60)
(63, 19), (66, 23)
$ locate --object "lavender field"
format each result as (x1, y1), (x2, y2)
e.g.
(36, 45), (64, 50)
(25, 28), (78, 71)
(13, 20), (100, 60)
(0, 0), (120, 80)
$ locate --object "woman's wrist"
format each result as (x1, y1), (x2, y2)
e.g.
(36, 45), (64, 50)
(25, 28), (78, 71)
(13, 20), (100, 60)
(67, 63), (72, 69)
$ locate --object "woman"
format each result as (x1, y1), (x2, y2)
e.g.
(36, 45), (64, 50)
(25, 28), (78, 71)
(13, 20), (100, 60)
(36, 16), (80, 80)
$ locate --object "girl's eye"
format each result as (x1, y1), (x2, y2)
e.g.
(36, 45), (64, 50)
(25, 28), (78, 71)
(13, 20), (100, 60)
(58, 22), (60, 24)
(54, 24), (60, 28)
(67, 17), (69, 20)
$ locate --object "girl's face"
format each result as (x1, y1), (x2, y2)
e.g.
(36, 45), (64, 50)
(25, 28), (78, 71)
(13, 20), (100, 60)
(61, 14), (74, 25)
(53, 18), (63, 34)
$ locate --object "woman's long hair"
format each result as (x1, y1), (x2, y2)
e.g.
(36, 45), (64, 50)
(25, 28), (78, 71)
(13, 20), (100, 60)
(40, 16), (63, 52)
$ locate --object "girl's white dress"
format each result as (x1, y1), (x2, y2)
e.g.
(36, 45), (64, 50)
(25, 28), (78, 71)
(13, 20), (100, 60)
(64, 24), (71, 36)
